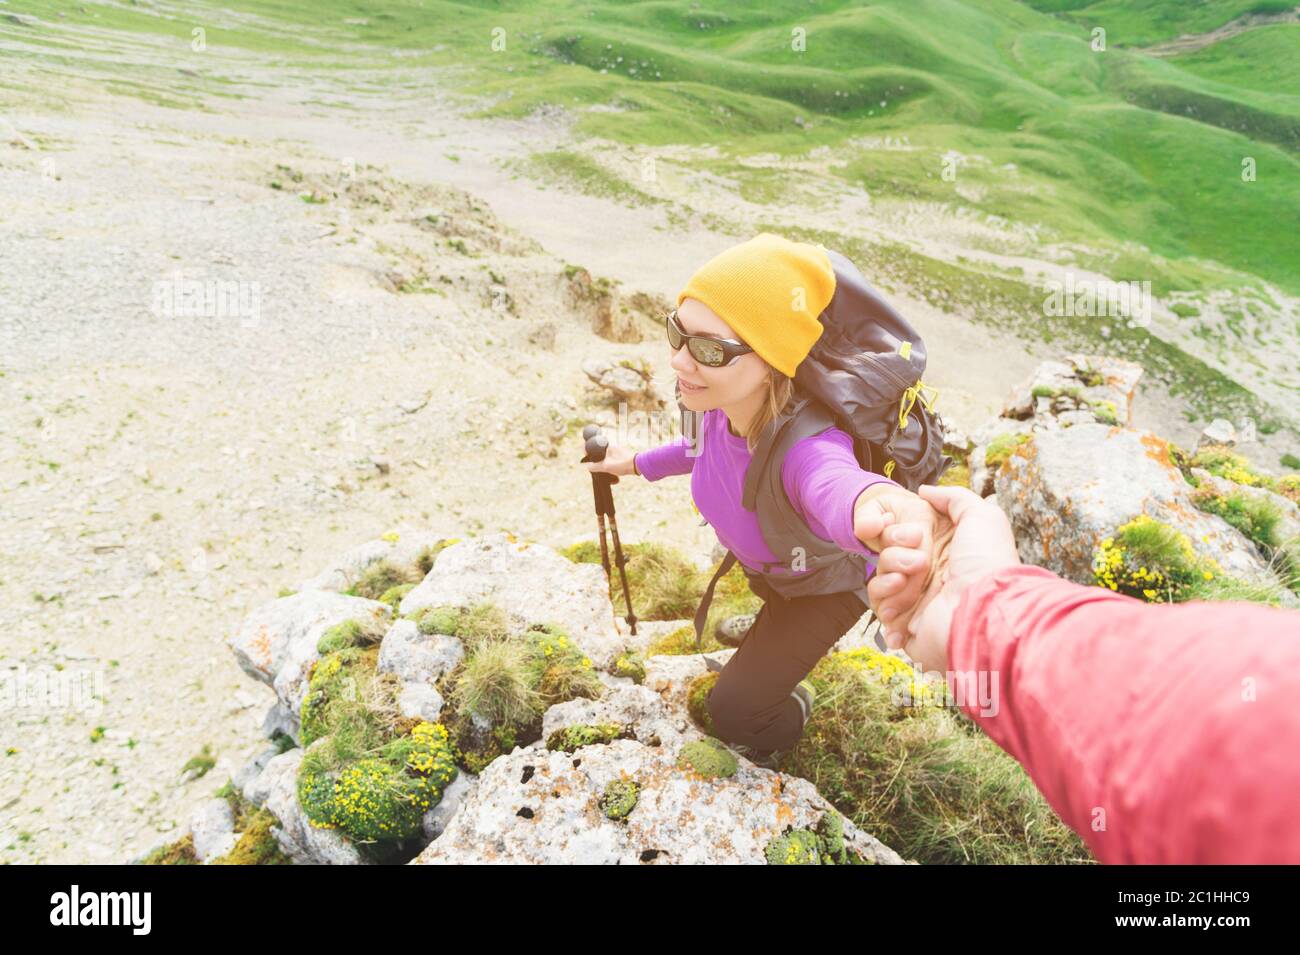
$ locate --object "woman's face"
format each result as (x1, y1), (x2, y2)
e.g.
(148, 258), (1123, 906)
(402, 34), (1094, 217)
(671, 297), (771, 412)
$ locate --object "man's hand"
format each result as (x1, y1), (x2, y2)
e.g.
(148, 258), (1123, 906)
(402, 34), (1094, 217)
(866, 484), (1020, 672)
(853, 484), (939, 640)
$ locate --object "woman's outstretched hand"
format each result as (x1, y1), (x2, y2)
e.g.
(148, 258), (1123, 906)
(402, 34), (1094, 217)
(853, 484), (940, 638)
(585, 445), (638, 478)
(867, 484), (1020, 671)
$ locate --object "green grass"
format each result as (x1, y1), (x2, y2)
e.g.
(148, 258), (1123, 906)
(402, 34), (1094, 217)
(1023, 0), (1297, 46)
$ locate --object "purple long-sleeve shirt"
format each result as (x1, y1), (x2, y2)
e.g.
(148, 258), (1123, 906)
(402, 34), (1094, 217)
(634, 407), (897, 580)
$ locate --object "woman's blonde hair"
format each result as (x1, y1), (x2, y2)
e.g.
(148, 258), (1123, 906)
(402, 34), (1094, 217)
(742, 364), (796, 454)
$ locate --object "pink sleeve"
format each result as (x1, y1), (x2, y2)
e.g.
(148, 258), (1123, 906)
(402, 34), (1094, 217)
(781, 427), (897, 563)
(635, 436), (694, 481)
(949, 563), (1300, 864)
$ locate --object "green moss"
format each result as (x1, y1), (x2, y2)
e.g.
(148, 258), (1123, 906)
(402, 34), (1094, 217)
(1090, 399), (1120, 425)
(1281, 454), (1300, 472)
(613, 649), (646, 684)
(210, 808), (292, 865)
(764, 814), (868, 865)
(685, 672), (718, 735)
(545, 722), (630, 753)
(601, 777), (639, 820)
(1030, 384), (1057, 399)
(765, 828), (821, 865)
(139, 833), (198, 865)
(412, 601), (511, 651)
(984, 432), (1032, 470)
(317, 615), (386, 654)
(377, 583), (415, 611)
(676, 737), (738, 779)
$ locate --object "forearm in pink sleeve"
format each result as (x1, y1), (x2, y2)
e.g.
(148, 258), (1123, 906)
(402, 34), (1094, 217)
(949, 563), (1300, 864)
(635, 437), (695, 482)
(783, 429), (897, 558)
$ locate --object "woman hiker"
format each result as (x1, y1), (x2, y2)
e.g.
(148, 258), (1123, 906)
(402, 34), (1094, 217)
(584, 233), (941, 767)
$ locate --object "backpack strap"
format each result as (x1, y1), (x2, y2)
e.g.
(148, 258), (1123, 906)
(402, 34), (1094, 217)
(742, 396), (849, 575)
(694, 549), (737, 667)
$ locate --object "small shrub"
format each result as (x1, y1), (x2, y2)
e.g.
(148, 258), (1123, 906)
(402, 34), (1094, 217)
(1092, 515), (1220, 602)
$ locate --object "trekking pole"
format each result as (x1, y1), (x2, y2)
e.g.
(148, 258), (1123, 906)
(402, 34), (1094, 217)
(581, 424), (638, 637)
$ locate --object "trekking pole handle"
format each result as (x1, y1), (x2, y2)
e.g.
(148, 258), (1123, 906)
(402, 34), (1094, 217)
(582, 425), (608, 464)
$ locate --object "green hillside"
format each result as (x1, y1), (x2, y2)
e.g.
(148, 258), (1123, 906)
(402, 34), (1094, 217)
(3, 0), (1296, 424)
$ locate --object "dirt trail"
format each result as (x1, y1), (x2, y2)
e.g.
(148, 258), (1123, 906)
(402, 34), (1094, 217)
(0, 22), (1277, 862)
(1142, 9), (1300, 57)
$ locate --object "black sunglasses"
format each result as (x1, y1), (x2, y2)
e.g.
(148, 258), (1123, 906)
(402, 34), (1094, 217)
(665, 309), (753, 367)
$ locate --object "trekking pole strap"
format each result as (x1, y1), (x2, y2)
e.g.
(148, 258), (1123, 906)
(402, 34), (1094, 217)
(695, 550), (738, 655)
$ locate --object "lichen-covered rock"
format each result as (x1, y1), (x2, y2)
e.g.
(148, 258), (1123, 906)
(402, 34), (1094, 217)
(296, 525), (456, 592)
(188, 798), (238, 863)
(970, 355), (1142, 498)
(399, 533), (623, 669)
(256, 748), (364, 865)
(377, 618), (464, 686)
(228, 591), (390, 687)
(542, 683), (702, 751)
(643, 650), (735, 713)
(995, 424), (1280, 587)
(410, 738), (905, 865)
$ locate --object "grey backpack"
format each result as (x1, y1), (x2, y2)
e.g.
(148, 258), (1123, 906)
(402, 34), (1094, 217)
(684, 246), (951, 657)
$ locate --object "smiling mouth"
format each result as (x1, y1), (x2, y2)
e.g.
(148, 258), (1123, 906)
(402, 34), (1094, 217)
(678, 379), (707, 391)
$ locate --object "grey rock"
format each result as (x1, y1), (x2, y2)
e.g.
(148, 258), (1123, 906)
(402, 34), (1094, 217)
(995, 424), (1281, 587)
(377, 618), (464, 686)
(228, 590), (390, 686)
(259, 747), (364, 865)
(189, 798), (238, 863)
(400, 533), (624, 669)
(410, 739), (905, 865)
(420, 770), (478, 843)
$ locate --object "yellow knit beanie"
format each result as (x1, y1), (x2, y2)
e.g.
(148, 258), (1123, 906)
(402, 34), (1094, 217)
(676, 232), (836, 378)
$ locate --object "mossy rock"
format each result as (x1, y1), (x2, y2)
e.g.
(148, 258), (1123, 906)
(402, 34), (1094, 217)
(601, 777), (639, 820)
(984, 432), (1032, 470)
(378, 583), (415, 611)
(210, 809), (292, 865)
(613, 649), (645, 683)
(299, 646), (385, 747)
(546, 721), (631, 753)
(676, 737), (737, 779)
(317, 616), (385, 654)
(139, 833), (199, 865)
(685, 672), (718, 734)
